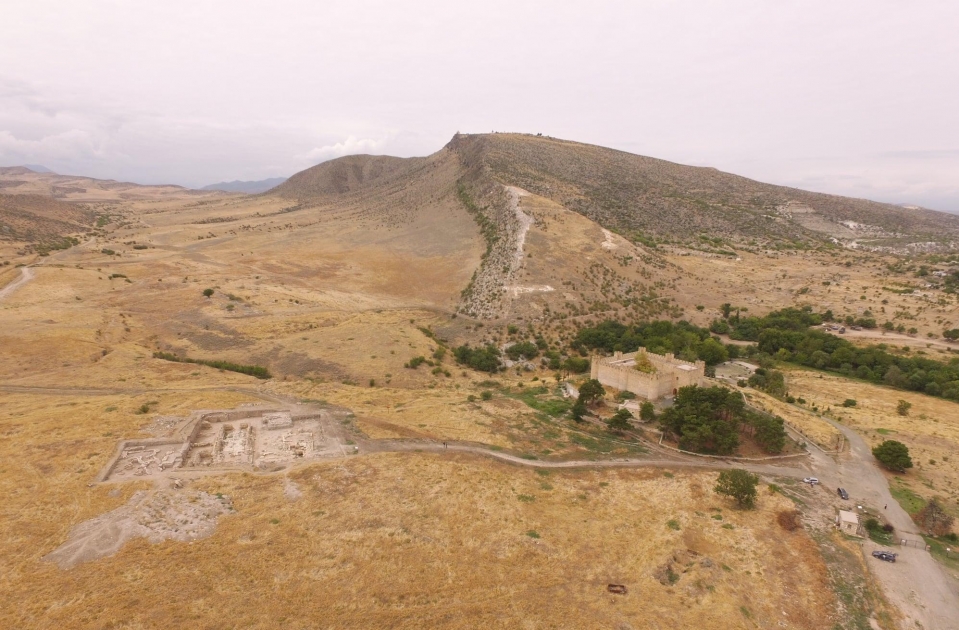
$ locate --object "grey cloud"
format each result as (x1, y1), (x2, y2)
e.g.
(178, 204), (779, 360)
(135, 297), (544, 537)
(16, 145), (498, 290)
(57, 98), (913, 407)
(0, 1), (957, 210)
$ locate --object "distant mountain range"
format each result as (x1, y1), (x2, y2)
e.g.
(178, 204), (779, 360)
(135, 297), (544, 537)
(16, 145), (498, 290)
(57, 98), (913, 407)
(22, 164), (54, 173)
(200, 177), (287, 194)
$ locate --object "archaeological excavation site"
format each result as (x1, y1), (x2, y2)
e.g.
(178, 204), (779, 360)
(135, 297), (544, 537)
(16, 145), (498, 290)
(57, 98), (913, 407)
(98, 403), (355, 482)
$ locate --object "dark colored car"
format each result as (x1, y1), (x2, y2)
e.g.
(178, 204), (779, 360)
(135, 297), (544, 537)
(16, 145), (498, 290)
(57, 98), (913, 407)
(837, 487), (849, 500)
(872, 550), (897, 562)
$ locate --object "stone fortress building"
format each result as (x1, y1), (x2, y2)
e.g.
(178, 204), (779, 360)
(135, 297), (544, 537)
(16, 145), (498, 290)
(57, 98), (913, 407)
(590, 349), (707, 401)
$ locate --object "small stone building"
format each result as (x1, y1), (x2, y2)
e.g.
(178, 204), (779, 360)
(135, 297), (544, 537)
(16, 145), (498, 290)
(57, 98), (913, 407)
(836, 509), (863, 537)
(590, 349), (707, 401)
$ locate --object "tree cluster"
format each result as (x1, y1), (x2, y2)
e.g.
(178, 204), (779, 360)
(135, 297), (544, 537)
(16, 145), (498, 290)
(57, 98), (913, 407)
(660, 386), (786, 455)
(728, 307), (959, 401)
(452, 344), (502, 373)
(573, 320), (731, 366)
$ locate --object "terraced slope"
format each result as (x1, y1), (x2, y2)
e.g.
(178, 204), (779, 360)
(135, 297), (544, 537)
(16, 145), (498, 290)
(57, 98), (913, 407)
(449, 133), (959, 251)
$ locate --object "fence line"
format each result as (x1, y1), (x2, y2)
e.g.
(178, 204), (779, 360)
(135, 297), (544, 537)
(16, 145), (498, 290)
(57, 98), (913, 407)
(654, 430), (808, 462)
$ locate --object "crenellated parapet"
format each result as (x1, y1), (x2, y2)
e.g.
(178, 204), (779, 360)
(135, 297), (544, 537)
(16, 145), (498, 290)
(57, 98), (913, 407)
(590, 349), (706, 401)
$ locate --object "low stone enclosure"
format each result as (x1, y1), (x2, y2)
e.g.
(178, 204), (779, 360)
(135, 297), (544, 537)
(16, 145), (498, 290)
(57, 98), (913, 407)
(590, 349), (706, 401)
(98, 404), (351, 482)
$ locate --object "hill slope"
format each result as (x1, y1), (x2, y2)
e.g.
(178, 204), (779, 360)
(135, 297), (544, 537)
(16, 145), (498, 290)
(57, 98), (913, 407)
(450, 133), (959, 250)
(0, 193), (97, 249)
(271, 133), (959, 320)
(0, 167), (220, 203)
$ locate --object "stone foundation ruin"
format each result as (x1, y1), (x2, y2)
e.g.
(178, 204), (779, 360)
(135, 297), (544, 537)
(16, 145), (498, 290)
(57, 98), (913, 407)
(98, 404), (348, 482)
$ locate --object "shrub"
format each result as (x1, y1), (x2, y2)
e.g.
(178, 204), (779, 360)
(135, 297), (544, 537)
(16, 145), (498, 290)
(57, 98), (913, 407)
(480, 390), (493, 401)
(714, 469), (759, 509)
(897, 399), (912, 416)
(152, 351), (271, 379)
(203, 288), (214, 297)
(406, 356), (426, 369)
(777, 510), (802, 531)
(842, 399), (857, 407)
(915, 500), (955, 536)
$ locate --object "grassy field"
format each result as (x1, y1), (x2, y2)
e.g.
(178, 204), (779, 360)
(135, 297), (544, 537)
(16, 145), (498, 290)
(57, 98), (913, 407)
(1, 148), (949, 627)
(743, 388), (843, 451)
(785, 368), (959, 526)
(0, 437), (841, 628)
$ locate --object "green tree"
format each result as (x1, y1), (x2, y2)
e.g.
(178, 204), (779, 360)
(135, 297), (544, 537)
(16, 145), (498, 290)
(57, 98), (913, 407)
(896, 399), (912, 416)
(578, 379), (606, 406)
(748, 413), (787, 454)
(607, 408), (633, 431)
(872, 440), (913, 472)
(453, 344), (502, 373)
(709, 318), (730, 335)
(505, 341), (539, 361)
(714, 469), (759, 509)
(563, 357), (590, 373)
(640, 401), (656, 422)
(944, 329), (959, 341)
(203, 288), (214, 298)
(697, 337), (729, 365)
(721, 303), (732, 319)
(571, 399), (587, 422)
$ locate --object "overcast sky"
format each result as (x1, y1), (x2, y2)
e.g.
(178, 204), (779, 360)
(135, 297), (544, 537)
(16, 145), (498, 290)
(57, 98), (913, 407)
(2, 1), (957, 211)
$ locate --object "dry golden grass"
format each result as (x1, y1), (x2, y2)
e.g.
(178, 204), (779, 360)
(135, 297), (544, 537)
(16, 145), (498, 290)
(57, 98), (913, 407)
(744, 388), (843, 450)
(668, 249), (959, 347)
(0, 424), (838, 630)
(785, 368), (959, 518)
(1, 155), (934, 628)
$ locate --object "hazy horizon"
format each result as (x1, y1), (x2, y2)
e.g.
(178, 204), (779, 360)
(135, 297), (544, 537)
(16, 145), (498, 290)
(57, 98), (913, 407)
(2, 1), (957, 212)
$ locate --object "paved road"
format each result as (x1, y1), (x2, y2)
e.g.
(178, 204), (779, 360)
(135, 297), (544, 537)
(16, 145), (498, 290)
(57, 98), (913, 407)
(0, 266), (34, 302)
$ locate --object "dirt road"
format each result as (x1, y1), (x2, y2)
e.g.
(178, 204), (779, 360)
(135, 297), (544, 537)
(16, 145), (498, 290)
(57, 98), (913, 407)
(807, 414), (959, 629)
(7, 377), (957, 626)
(0, 266), (34, 302)
(825, 327), (958, 352)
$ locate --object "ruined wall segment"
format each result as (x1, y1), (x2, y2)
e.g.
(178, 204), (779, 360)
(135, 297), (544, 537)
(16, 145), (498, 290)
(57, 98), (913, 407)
(590, 349), (706, 400)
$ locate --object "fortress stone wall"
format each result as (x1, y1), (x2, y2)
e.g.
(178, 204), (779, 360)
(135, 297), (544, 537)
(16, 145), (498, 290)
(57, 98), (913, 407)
(590, 349), (706, 401)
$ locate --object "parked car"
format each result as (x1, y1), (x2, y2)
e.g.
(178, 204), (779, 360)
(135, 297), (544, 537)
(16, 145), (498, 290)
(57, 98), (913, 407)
(803, 477), (820, 485)
(837, 487), (849, 500)
(872, 550), (897, 562)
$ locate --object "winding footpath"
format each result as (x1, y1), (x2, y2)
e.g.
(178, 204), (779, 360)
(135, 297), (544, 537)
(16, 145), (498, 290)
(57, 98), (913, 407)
(0, 266), (34, 303)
